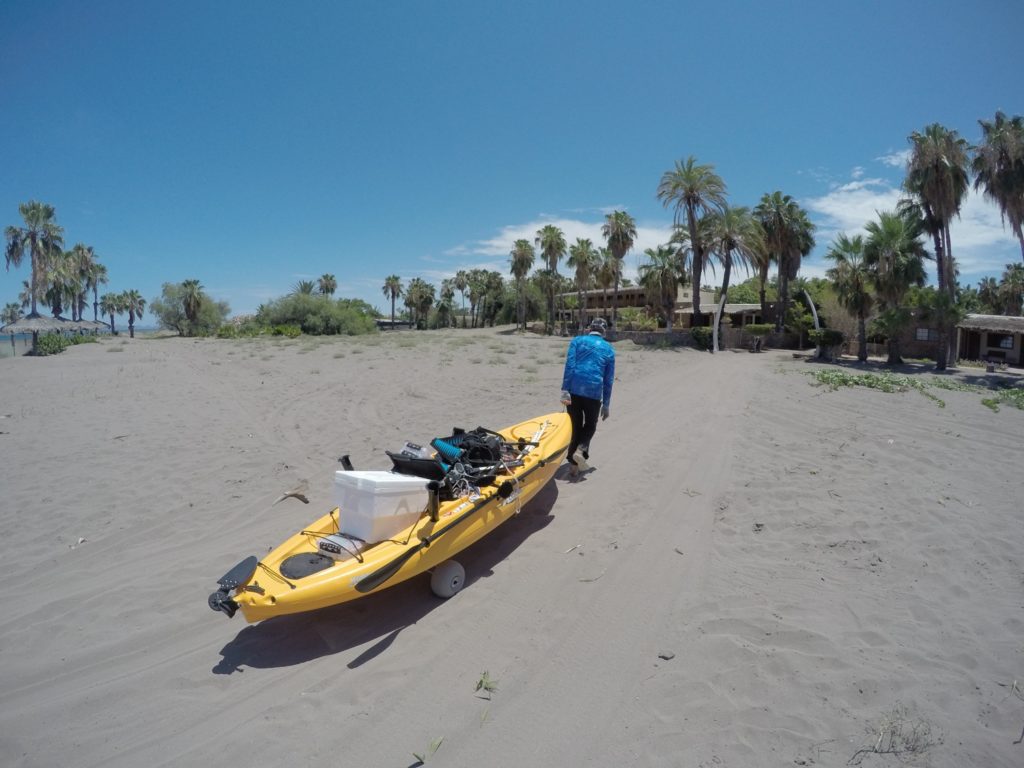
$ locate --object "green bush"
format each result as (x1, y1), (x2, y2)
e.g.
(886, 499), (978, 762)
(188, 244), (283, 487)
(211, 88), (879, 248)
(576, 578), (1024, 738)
(271, 324), (302, 338)
(257, 294), (378, 336)
(744, 323), (773, 337)
(690, 326), (713, 350)
(150, 282), (231, 337)
(68, 334), (98, 346)
(35, 333), (71, 355)
(618, 307), (658, 331)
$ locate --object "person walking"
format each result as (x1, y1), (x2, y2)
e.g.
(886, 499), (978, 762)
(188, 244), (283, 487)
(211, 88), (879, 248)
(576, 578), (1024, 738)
(560, 317), (615, 478)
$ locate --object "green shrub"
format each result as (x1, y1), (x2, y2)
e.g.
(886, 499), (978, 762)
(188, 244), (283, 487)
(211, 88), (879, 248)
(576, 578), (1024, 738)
(256, 294), (377, 336)
(690, 326), (713, 350)
(271, 324), (302, 338)
(150, 281), (231, 337)
(744, 323), (773, 337)
(35, 333), (71, 356)
(68, 334), (98, 346)
(617, 307), (657, 331)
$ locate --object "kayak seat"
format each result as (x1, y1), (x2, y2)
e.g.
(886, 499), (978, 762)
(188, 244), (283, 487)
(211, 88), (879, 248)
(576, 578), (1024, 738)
(386, 451), (448, 481)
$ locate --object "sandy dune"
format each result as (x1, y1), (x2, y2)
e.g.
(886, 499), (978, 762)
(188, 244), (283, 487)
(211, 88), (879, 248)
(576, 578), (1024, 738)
(1, 327), (1021, 767)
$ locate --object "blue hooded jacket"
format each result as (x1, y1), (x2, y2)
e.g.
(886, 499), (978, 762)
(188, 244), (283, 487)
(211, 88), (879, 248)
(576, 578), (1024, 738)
(561, 332), (615, 404)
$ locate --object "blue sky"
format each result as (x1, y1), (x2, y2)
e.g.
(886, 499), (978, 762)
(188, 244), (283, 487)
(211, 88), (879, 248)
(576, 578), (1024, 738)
(3, 1), (1022, 318)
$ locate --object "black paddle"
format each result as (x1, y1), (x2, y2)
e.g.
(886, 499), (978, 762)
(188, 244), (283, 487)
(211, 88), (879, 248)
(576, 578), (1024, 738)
(354, 444), (566, 594)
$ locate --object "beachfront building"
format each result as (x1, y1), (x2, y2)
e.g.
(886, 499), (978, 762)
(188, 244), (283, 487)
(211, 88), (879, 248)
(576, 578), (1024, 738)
(558, 285), (765, 330)
(956, 314), (1024, 366)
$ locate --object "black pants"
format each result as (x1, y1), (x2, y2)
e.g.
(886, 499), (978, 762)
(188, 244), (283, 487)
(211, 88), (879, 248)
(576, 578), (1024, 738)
(566, 394), (601, 464)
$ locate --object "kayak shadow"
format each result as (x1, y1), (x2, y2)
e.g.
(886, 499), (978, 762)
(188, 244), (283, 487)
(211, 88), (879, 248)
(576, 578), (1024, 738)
(212, 482), (559, 674)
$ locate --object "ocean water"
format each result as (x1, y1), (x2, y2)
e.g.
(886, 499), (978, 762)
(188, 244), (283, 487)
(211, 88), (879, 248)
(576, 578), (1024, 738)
(1, 333), (33, 358)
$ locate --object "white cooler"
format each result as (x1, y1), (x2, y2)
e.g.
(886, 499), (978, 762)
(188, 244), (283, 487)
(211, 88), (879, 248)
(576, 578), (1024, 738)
(334, 470), (430, 543)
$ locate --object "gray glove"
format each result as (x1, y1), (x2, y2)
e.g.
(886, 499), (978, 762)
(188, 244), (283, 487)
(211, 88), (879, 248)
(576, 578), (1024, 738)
(601, 405), (610, 421)
(560, 390), (572, 405)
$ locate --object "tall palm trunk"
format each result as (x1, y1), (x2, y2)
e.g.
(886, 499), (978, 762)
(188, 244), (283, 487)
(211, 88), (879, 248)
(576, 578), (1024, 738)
(887, 335), (901, 365)
(857, 311), (868, 363)
(686, 204), (703, 326)
(611, 276), (619, 330)
(714, 256), (733, 352)
(777, 263), (789, 333)
(758, 262), (769, 320)
(128, 310), (136, 339)
(928, 227), (949, 370)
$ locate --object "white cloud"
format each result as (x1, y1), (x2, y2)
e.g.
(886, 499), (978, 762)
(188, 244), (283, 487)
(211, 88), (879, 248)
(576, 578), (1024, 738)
(876, 149), (910, 168)
(802, 174), (1018, 283)
(851, 166), (865, 180)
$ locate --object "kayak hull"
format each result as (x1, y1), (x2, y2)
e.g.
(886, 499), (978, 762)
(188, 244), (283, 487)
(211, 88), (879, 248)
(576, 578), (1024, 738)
(225, 412), (570, 622)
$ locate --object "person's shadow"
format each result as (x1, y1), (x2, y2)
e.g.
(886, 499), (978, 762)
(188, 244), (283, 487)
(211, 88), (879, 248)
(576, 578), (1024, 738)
(212, 482), (559, 674)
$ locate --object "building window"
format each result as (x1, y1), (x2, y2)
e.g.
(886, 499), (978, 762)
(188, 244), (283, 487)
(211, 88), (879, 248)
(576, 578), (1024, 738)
(988, 332), (1013, 349)
(915, 328), (939, 341)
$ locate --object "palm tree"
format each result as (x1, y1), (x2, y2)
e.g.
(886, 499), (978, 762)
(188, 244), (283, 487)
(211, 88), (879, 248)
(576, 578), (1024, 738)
(5, 200), (64, 317)
(864, 211), (928, 364)
(535, 224), (566, 335)
(754, 192), (815, 332)
(595, 248), (616, 319)
(382, 275), (403, 326)
(999, 263), (1024, 315)
(43, 250), (79, 318)
(904, 123), (970, 369)
(318, 274), (337, 296)
(972, 111), (1024, 261)
(657, 157), (728, 327)
(100, 293), (120, 334)
(638, 245), (685, 332)
(601, 211), (637, 331)
(466, 268), (487, 328)
(122, 290), (146, 339)
(567, 238), (599, 333)
(480, 271), (504, 327)
(509, 240), (535, 332)
(825, 233), (873, 362)
(749, 227), (773, 320)
(404, 277), (434, 328)
(438, 279), (456, 328)
(181, 279), (204, 327)
(977, 276), (1000, 313)
(292, 280), (316, 295)
(87, 261), (108, 322)
(68, 243), (97, 321)
(705, 206), (762, 350)
(453, 270), (468, 328)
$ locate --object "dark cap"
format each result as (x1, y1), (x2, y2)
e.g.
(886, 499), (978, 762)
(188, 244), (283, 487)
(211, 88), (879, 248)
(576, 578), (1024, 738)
(588, 318), (607, 335)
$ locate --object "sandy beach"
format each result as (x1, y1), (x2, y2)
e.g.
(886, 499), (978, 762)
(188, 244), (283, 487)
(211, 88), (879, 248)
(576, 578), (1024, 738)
(1, 327), (1021, 767)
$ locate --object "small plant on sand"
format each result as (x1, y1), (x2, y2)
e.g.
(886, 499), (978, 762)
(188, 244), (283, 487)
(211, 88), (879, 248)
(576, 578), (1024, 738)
(848, 704), (937, 765)
(475, 670), (499, 699)
(411, 736), (443, 765)
(809, 370), (945, 407)
(809, 369), (1024, 412)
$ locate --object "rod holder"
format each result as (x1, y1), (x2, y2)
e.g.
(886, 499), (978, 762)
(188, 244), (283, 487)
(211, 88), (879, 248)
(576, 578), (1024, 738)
(427, 481), (441, 522)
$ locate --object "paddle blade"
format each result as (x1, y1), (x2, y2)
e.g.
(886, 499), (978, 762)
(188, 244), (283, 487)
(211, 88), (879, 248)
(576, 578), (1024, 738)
(354, 546), (421, 593)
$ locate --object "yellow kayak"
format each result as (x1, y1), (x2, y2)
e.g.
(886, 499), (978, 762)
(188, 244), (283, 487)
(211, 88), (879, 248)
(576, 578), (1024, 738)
(209, 412), (571, 623)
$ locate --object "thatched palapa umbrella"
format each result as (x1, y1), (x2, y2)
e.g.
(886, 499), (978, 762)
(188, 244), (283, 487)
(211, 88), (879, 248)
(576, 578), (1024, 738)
(0, 313), (96, 355)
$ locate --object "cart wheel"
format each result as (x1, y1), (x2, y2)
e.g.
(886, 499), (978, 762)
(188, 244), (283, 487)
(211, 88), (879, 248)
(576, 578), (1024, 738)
(431, 560), (465, 598)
